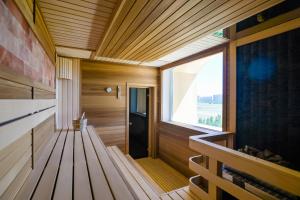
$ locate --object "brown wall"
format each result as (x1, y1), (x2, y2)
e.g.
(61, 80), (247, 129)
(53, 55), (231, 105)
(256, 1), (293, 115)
(81, 60), (159, 152)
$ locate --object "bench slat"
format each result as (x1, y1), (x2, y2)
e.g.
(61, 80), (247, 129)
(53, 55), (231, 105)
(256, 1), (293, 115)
(110, 146), (160, 199)
(87, 126), (135, 200)
(74, 131), (93, 200)
(53, 130), (73, 200)
(168, 191), (184, 200)
(175, 189), (194, 200)
(82, 129), (114, 200)
(15, 131), (60, 200)
(32, 131), (67, 200)
(108, 146), (150, 200)
(160, 194), (173, 200)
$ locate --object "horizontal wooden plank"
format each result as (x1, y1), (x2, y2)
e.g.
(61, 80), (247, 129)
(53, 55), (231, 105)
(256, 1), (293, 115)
(87, 126), (135, 200)
(190, 135), (300, 196)
(0, 159), (31, 200)
(14, 131), (60, 200)
(33, 88), (55, 99)
(0, 78), (32, 99)
(0, 146), (31, 196)
(81, 129), (114, 200)
(53, 130), (73, 200)
(32, 131), (67, 200)
(74, 131), (93, 200)
(0, 99), (56, 124)
(0, 107), (55, 151)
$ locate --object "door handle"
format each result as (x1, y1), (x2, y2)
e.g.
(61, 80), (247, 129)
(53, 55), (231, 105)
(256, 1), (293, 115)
(129, 122), (133, 126)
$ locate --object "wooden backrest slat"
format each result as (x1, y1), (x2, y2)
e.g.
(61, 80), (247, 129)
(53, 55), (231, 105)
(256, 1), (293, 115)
(108, 146), (150, 200)
(110, 146), (160, 199)
(53, 130), (73, 200)
(87, 126), (135, 200)
(15, 131), (60, 200)
(81, 129), (114, 200)
(31, 131), (67, 200)
(74, 131), (93, 200)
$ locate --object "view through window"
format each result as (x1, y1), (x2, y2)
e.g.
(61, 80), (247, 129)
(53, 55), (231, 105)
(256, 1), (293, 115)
(162, 52), (224, 130)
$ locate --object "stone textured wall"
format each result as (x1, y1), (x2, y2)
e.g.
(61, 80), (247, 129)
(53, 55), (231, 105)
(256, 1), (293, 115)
(0, 0), (55, 88)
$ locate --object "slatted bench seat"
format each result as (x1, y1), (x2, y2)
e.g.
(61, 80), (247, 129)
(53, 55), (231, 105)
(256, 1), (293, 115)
(107, 146), (164, 200)
(160, 187), (200, 200)
(13, 126), (135, 200)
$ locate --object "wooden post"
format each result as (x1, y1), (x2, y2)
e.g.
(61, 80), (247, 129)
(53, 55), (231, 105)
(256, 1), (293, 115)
(208, 157), (222, 200)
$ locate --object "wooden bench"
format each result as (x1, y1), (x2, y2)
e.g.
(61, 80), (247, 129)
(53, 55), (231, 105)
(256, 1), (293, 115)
(107, 146), (201, 200)
(13, 126), (135, 200)
(107, 146), (164, 200)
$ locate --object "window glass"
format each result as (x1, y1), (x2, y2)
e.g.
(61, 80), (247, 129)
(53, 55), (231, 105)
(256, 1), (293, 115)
(162, 52), (224, 130)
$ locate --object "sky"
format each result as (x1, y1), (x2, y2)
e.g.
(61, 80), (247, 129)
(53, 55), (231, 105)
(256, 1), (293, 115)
(195, 52), (223, 96)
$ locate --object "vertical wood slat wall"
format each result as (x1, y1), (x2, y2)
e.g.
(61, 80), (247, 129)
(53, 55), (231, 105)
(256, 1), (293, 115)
(56, 58), (80, 130)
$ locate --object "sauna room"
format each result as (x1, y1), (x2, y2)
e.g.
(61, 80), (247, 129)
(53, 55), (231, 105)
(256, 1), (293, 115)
(0, 0), (300, 199)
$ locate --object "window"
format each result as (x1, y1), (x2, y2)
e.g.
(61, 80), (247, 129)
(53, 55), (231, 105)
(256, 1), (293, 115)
(162, 51), (224, 131)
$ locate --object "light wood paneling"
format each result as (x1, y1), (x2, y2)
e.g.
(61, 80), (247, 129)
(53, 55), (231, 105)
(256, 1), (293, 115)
(56, 58), (80, 129)
(0, 79), (32, 99)
(95, 0), (283, 62)
(81, 60), (159, 151)
(33, 88), (55, 99)
(38, 0), (120, 50)
(33, 115), (55, 165)
(158, 122), (200, 178)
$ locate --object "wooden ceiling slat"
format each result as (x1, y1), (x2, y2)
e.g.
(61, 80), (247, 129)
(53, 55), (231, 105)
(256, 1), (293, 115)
(40, 8), (108, 26)
(43, 14), (106, 29)
(39, 0), (113, 17)
(55, 42), (96, 50)
(48, 28), (103, 38)
(95, 0), (136, 56)
(47, 22), (103, 37)
(109, 0), (190, 59)
(105, 0), (175, 58)
(48, 0), (115, 12)
(132, 0), (268, 61)
(39, 2), (111, 21)
(103, 0), (162, 57)
(46, 19), (104, 33)
(54, 39), (98, 47)
(121, 0), (219, 60)
(101, 0), (150, 56)
(50, 29), (99, 42)
(52, 33), (99, 41)
(141, 0), (282, 61)
(81, 0), (117, 9)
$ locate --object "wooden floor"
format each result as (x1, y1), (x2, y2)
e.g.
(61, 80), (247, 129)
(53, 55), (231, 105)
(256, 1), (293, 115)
(136, 158), (189, 192)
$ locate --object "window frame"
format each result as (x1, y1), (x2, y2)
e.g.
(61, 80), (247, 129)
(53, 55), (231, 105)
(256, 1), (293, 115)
(160, 44), (228, 132)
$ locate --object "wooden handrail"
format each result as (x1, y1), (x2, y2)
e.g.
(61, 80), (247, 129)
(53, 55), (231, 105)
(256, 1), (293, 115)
(189, 134), (300, 200)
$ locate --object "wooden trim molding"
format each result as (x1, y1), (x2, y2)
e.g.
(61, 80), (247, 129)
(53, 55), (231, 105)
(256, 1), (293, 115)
(236, 7), (300, 39)
(236, 17), (300, 47)
(160, 44), (228, 71)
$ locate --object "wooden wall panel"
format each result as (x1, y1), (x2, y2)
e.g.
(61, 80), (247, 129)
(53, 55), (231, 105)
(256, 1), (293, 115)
(33, 88), (55, 99)
(81, 60), (159, 152)
(56, 58), (80, 129)
(33, 115), (55, 165)
(0, 79), (32, 99)
(158, 122), (201, 178)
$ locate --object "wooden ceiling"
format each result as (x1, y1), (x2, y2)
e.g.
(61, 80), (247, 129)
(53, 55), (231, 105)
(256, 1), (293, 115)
(39, 0), (283, 63)
(38, 0), (120, 50)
